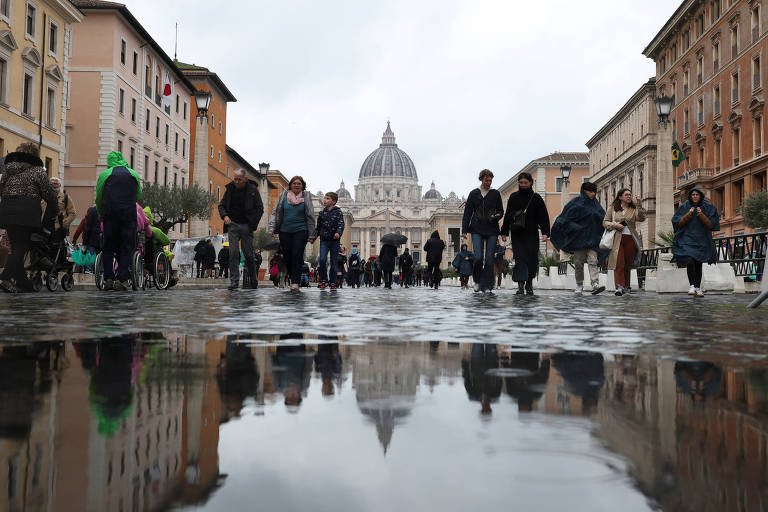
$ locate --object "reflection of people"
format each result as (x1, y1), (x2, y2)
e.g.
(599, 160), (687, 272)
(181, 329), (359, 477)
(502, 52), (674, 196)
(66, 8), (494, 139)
(674, 361), (722, 402)
(503, 352), (550, 412)
(0, 343), (55, 437)
(462, 344), (502, 415)
(551, 351), (605, 414)
(272, 344), (312, 409)
(315, 343), (342, 396)
(217, 340), (260, 420)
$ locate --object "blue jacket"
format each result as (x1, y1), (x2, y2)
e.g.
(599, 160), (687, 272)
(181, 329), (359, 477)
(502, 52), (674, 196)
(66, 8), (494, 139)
(452, 250), (474, 276)
(672, 186), (720, 264)
(316, 205), (345, 241)
(550, 191), (606, 253)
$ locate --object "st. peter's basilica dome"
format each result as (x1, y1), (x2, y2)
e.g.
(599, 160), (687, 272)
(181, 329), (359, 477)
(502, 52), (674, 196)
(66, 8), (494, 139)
(358, 122), (418, 180)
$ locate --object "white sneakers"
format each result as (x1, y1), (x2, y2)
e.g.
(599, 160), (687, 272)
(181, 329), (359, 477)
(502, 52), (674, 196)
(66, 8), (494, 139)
(574, 285), (583, 295)
(688, 285), (705, 297)
(290, 283), (300, 291)
(473, 283), (480, 292)
(695, 288), (705, 297)
(688, 285), (696, 296)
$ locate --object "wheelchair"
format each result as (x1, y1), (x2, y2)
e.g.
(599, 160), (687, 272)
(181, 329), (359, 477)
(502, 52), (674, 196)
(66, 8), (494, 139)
(26, 228), (75, 292)
(95, 231), (168, 290)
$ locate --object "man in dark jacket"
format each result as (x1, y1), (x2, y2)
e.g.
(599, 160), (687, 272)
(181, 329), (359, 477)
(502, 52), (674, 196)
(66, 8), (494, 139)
(94, 151), (141, 291)
(218, 169), (264, 290)
(462, 169), (504, 292)
(424, 230), (445, 289)
(194, 239), (206, 278)
(218, 243), (230, 279)
(550, 181), (606, 295)
(379, 245), (397, 289)
(398, 248), (414, 288)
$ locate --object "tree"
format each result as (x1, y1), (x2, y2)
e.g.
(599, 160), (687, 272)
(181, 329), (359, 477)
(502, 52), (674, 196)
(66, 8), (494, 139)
(253, 228), (272, 250)
(744, 190), (768, 229)
(141, 182), (217, 233)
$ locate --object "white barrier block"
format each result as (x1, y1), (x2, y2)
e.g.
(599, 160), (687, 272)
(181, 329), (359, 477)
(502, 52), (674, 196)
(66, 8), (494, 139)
(734, 276), (746, 294)
(655, 267), (691, 293)
(631, 270), (639, 288)
(549, 267), (564, 289)
(702, 263), (736, 293)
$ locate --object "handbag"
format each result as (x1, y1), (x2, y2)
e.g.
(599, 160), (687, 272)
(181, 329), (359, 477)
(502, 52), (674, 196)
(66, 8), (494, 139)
(599, 229), (615, 250)
(509, 194), (535, 233)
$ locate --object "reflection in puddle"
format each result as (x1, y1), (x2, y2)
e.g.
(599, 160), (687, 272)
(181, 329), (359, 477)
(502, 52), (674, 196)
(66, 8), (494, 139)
(1, 335), (768, 511)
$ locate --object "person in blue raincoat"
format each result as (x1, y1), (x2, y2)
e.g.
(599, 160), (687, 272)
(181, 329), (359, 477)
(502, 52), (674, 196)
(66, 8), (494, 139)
(550, 181), (607, 295)
(671, 186), (720, 297)
(452, 243), (475, 289)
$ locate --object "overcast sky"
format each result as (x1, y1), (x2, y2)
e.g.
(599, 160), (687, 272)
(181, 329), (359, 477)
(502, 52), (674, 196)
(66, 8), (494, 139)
(126, 0), (677, 197)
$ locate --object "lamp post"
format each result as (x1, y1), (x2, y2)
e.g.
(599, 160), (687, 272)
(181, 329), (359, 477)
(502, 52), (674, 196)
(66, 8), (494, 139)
(559, 165), (572, 260)
(191, 89), (213, 237)
(654, 94), (675, 244)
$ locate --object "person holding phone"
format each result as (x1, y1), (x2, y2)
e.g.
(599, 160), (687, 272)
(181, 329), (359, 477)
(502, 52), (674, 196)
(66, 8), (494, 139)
(603, 188), (646, 296)
(462, 169), (504, 292)
(671, 187), (720, 297)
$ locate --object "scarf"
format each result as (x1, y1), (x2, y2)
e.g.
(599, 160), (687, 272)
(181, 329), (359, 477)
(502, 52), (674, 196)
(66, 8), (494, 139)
(286, 190), (305, 205)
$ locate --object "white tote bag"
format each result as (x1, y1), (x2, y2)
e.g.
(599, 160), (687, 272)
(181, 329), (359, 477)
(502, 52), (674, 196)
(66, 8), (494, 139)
(599, 229), (615, 250)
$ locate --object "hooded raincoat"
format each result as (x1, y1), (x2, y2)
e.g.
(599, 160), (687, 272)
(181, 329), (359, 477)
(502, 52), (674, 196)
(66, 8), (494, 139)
(452, 249), (475, 276)
(424, 230), (446, 264)
(671, 186), (720, 265)
(550, 187), (606, 253)
(95, 152), (142, 217)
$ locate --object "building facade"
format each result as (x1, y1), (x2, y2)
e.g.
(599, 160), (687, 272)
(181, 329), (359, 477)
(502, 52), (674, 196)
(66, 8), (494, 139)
(586, 79), (658, 246)
(66, 1), (195, 239)
(177, 62), (236, 237)
(644, 0), (768, 236)
(0, 0), (82, 174)
(497, 152), (590, 258)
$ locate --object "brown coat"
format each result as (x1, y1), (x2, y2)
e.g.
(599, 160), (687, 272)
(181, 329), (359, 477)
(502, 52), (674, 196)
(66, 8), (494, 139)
(42, 191), (77, 232)
(602, 205), (646, 270)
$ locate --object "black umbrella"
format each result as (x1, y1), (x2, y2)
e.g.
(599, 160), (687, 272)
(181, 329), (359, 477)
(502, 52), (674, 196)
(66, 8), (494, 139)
(381, 233), (408, 245)
(263, 239), (281, 251)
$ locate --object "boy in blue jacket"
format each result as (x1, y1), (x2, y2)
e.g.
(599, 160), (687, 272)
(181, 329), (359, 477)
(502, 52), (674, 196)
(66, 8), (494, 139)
(316, 192), (345, 289)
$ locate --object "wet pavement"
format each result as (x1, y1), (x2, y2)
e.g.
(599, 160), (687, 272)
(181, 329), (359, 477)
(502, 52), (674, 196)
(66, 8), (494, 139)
(1, 287), (768, 511)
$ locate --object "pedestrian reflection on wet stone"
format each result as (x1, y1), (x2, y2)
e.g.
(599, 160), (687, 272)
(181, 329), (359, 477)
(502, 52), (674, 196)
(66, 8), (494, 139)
(551, 351), (605, 415)
(272, 342), (312, 409)
(674, 361), (722, 403)
(502, 351), (550, 412)
(315, 342), (342, 397)
(462, 343), (501, 415)
(217, 339), (260, 420)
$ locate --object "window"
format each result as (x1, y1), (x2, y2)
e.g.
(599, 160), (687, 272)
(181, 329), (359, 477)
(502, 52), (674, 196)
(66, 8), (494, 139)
(182, 138), (186, 157)
(0, 0), (9, 18)
(211, 113), (215, 127)
(711, 0), (721, 23)
(131, 98), (136, 123)
(145, 108), (150, 131)
(733, 127), (741, 165)
(210, 145), (214, 158)
(46, 86), (55, 127)
(755, 117), (763, 157)
(175, 94), (179, 113)
(714, 85), (721, 115)
(164, 166), (168, 186)
(754, 56), (761, 89)
(183, 102), (187, 120)
(697, 56), (703, 86)
(683, 29), (690, 50)
(165, 123), (169, 145)
(0, 57), (6, 103)
(117, 139), (123, 153)
(217, 185), (220, 200)
(49, 21), (58, 54)
(130, 147), (135, 168)
(174, 132), (178, 152)
(22, 73), (33, 115)
(181, 176), (185, 188)
(144, 155), (149, 180)
(660, 56), (666, 74)
(696, 14), (704, 38)
(118, 88), (125, 115)
(209, 180), (212, 193)
(698, 97), (704, 126)
(684, 69), (690, 96)
(684, 108), (690, 134)
(671, 41), (678, 62)
(732, 25), (739, 58)
(132, 51), (138, 75)
(218, 151), (221, 163)
(715, 138), (721, 170)
(145, 60), (151, 98)
(174, 172), (178, 187)
(26, 3), (36, 39)
(555, 177), (564, 192)
(120, 39), (126, 65)
(752, 6), (760, 42)
(732, 72), (740, 103)
(219, 120), (222, 135)
(713, 42), (720, 72)
(155, 117), (160, 139)
(154, 161), (159, 183)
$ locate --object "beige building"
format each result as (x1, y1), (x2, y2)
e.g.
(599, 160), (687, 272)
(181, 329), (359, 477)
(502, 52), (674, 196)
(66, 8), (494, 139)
(0, 0), (82, 173)
(586, 78), (658, 246)
(66, 1), (195, 238)
(497, 152), (590, 257)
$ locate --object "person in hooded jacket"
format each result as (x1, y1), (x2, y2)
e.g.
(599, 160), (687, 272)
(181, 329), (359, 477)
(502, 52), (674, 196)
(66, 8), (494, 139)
(424, 230), (445, 289)
(364, 258), (373, 286)
(379, 244), (398, 289)
(501, 172), (550, 295)
(348, 248), (362, 288)
(671, 186), (720, 297)
(462, 169), (504, 292)
(193, 239), (206, 278)
(452, 243), (475, 289)
(0, 143), (58, 292)
(398, 248), (414, 287)
(550, 181), (607, 295)
(218, 243), (230, 279)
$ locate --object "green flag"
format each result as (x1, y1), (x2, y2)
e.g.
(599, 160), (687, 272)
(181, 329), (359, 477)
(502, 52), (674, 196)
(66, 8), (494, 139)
(672, 141), (685, 168)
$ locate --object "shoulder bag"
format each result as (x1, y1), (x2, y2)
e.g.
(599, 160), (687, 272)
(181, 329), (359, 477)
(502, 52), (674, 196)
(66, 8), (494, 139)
(509, 193), (535, 233)
(599, 210), (615, 250)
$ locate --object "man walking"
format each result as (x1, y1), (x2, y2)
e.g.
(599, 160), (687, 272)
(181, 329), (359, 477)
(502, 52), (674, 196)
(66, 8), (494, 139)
(398, 248), (414, 288)
(218, 169), (264, 290)
(95, 151), (142, 291)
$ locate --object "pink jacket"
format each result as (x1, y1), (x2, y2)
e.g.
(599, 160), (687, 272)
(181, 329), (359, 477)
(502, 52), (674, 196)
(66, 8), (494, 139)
(136, 203), (152, 238)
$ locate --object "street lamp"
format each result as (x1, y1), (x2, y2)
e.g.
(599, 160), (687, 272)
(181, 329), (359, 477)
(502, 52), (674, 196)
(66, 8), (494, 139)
(560, 165), (571, 184)
(559, 165), (572, 262)
(194, 90), (211, 116)
(654, 94), (674, 126)
(258, 162), (270, 174)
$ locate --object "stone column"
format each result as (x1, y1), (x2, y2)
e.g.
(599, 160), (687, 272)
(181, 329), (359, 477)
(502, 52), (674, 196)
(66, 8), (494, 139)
(655, 122), (675, 241)
(191, 113), (209, 238)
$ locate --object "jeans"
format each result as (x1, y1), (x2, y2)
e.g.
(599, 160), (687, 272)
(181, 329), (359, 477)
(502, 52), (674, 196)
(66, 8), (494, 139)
(573, 248), (599, 286)
(228, 223), (254, 287)
(471, 233), (497, 290)
(0, 225), (34, 288)
(279, 230), (308, 285)
(102, 209), (136, 282)
(317, 239), (340, 282)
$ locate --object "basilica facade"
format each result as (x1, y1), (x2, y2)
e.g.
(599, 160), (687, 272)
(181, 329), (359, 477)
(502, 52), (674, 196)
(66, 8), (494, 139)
(324, 123), (465, 268)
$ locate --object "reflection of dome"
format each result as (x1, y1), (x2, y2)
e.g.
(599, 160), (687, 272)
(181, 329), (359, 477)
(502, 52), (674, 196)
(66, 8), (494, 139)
(358, 122), (418, 180)
(423, 181), (442, 200)
(336, 181), (352, 200)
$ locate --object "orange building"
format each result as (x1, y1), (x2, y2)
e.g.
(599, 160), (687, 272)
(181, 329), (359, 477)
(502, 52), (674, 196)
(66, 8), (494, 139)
(265, 167), (289, 227)
(176, 62), (237, 236)
(644, 0), (768, 236)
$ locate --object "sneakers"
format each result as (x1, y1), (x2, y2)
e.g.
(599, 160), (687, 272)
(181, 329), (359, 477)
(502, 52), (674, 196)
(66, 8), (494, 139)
(695, 287), (705, 297)
(318, 281), (327, 289)
(330, 283), (337, 290)
(0, 279), (17, 293)
(103, 279), (113, 291)
(112, 281), (128, 291)
(473, 283), (480, 292)
(574, 285), (583, 295)
(614, 286), (624, 296)
(525, 288), (534, 296)
(591, 283), (606, 295)
(290, 283), (300, 291)
(688, 285), (697, 296)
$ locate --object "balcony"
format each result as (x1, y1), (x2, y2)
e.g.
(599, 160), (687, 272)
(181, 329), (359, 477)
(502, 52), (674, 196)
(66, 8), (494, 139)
(734, 203), (744, 216)
(678, 167), (715, 187)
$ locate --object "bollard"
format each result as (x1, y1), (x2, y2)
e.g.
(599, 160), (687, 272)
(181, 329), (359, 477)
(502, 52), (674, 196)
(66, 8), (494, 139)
(747, 251), (768, 309)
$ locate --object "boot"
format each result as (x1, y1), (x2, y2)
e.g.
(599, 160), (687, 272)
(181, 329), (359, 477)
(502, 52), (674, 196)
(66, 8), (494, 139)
(515, 282), (525, 295)
(525, 279), (534, 295)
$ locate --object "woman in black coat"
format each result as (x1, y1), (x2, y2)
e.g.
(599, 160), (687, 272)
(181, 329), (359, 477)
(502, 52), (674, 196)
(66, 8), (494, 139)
(501, 172), (550, 295)
(379, 244), (398, 289)
(424, 230), (445, 289)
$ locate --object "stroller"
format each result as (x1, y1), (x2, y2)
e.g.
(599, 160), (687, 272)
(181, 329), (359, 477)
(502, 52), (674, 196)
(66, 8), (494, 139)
(26, 228), (75, 292)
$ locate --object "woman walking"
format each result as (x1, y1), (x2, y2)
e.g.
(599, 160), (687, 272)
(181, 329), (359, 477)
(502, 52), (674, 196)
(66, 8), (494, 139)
(603, 188), (646, 296)
(501, 172), (550, 295)
(424, 230), (445, 289)
(452, 243), (475, 289)
(671, 187), (720, 297)
(0, 143), (58, 293)
(462, 169), (504, 292)
(379, 243), (397, 289)
(270, 176), (317, 290)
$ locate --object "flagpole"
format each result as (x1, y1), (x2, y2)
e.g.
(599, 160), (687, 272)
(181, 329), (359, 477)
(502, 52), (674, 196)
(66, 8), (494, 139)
(174, 22), (178, 61)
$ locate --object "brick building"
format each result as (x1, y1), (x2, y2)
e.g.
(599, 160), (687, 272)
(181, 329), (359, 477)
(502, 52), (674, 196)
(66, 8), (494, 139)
(644, 0), (768, 236)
